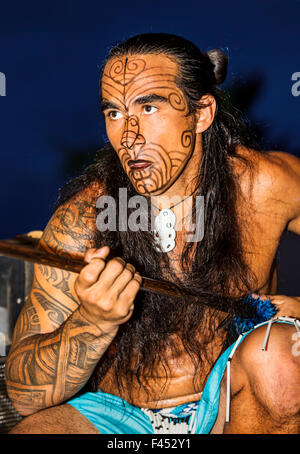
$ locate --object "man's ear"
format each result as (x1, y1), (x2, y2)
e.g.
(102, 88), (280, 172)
(195, 95), (216, 133)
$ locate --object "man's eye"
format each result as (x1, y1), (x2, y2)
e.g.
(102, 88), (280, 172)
(107, 111), (123, 120)
(143, 105), (158, 114)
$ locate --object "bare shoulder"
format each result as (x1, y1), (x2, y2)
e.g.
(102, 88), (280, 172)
(235, 146), (299, 191)
(257, 150), (300, 193)
(40, 179), (105, 258)
(263, 151), (300, 232)
(234, 147), (300, 222)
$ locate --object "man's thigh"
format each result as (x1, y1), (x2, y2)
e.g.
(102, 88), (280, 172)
(9, 403), (100, 434)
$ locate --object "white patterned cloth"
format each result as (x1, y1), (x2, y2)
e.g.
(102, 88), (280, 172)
(141, 400), (200, 434)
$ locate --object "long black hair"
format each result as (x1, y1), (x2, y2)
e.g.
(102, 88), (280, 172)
(55, 33), (260, 399)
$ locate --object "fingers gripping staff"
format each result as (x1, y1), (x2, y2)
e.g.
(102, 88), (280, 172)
(75, 246), (142, 332)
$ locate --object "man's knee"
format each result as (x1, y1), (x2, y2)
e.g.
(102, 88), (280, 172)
(9, 403), (99, 434)
(237, 322), (300, 419)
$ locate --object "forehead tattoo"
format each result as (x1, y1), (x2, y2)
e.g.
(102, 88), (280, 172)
(102, 56), (188, 113)
(102, 56), (195, 195)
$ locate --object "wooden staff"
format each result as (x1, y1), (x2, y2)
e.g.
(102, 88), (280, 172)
(0, 236), (255, 317)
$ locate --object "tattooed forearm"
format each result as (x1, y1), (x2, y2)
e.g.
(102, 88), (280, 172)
(5, 308), (116, 415)
(36, 266), (79, 307)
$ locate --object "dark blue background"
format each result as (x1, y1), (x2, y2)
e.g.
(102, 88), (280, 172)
(0, 0), (299, 238)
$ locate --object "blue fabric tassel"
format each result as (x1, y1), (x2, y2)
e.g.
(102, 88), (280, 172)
(233, 294), (278, 336)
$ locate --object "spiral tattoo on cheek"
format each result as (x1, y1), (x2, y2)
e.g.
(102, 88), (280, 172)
(181, 130), (195, 149)
(118, 130), (195, 195)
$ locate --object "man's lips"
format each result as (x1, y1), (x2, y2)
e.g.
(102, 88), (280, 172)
(127, 159), (152, 169)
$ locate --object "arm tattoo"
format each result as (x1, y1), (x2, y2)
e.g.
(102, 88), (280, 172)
(41, 197), (99, 258)
(6, 184), (108, 414)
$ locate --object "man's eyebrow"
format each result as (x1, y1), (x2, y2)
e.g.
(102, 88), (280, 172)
(101, 94), (168, 111)
(101, 100), (120, 111)
(133, 94), (168, 105)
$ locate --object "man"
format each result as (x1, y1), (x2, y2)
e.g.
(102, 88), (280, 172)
(5, 33), (300, 434)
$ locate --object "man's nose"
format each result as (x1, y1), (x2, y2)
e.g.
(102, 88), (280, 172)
(121, 114), (145, 150)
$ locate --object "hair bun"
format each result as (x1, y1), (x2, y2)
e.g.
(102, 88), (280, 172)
(206, 49), (228, 85)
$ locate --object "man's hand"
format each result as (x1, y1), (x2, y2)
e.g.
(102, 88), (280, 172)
(74, 246), (142, 332)
(270, 295), (300, 319)
(253, 293), (300, 319)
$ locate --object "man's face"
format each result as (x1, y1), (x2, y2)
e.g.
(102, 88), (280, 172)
(101, 54), (197, 196)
